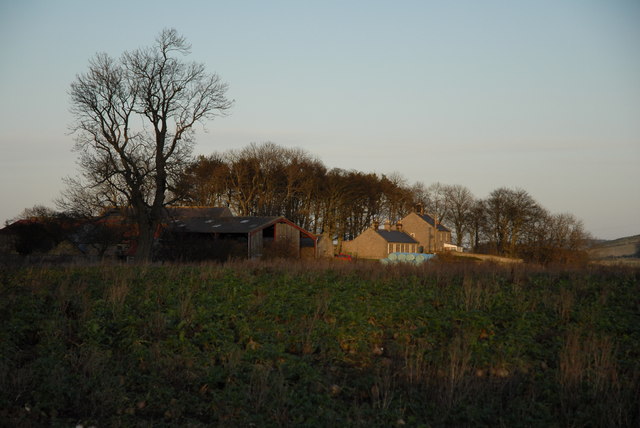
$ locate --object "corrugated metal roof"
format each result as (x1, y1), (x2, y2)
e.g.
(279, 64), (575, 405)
(417, 213), (451, 232)
(165, 207), (232, 219)
(170, 216), (281, 234)
(100, 206), (233, 222)
(376, 230), (418, 243)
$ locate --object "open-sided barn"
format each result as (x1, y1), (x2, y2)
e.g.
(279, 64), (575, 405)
(163, 215), (316, 260)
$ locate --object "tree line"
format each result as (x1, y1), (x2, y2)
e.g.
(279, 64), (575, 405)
(9, 139), (589, 264)
(175, 142), (590, 264)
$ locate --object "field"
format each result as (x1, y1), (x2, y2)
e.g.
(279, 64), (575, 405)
(1, 260), (639, 427)
(588, 235), (640, 260)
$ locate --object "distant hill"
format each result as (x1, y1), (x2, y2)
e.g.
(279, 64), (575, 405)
(588, 234), (640, 259)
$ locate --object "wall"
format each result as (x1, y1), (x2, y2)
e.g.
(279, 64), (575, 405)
(342, 229), (388, 259)
(316, 234), (335, 258)
(275, 222), (301, 257)
(402, 212), (452, 253)
(249, 231), (263, 258)
(402, 213), (434, 252)
(386, 242), (419, 254)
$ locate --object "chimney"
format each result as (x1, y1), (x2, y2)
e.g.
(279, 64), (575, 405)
(416, 203), (424, 215)
(396, 221), (403, 232)
(384, 220), (391, 231)
(372, 220), (380, 230)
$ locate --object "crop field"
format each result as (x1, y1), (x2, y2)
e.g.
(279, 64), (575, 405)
(1, 260), (639, 427)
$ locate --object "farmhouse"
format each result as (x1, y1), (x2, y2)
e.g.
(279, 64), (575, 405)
(400, 210), (452, 253)
(341, 208), (454, 260)
(341, 222), (418, 259)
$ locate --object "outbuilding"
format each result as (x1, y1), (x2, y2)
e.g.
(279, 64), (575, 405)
(163, 215), (317, 260)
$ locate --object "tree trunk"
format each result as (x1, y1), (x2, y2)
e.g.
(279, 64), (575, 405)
(130, 200), (163, 263)
(136, 234), (152, 262)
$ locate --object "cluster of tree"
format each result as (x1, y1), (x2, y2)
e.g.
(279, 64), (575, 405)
(176, 142), (417, 242)
(0, 206), (68, 255)
(475, 188), (589, 264)
(175, 142), (590, 264)
(1, 205), (127, 258)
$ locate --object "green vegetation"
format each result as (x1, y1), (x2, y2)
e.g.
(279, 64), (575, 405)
(1, 261), (638, 427)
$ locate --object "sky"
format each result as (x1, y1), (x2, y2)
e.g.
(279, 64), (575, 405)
(0, 0), (638, 240)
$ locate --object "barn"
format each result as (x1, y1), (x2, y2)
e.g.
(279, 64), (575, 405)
(163, 215), (317, 260)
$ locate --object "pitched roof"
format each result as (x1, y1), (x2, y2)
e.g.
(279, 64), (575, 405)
(165, 207), (232, 219)
(170, 216), (281, 234)
(100, 206), (233, 222)
(416, 213), (451, 232)
(376, 230), (418, 243)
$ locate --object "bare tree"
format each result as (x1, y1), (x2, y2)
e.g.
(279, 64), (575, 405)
(520, 212), (591, 264)
(64, 29), (232, 261)
(425, 182), (450, 225)
(444, 184), (475, 247)
(467, 199), (486, 251)
(10, 205), (60, 223)
(380, 172), (413, 223)
(177, 154), (231, 208)
(483, 187), (542, 257)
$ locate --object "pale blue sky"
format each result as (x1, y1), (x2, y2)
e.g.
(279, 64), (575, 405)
(1, 0), (638, 239)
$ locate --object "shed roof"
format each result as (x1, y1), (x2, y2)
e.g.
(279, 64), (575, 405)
(376, 230), (418, 243)
(165, 207), (232, 219)
(170, 216), (281, 234)
(100, 206), (233, 222)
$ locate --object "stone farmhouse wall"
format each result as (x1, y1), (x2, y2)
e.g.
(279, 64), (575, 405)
(342, 229), (388, 259)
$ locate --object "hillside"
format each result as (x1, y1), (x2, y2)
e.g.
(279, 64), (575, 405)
(588, 234), (640, 259)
